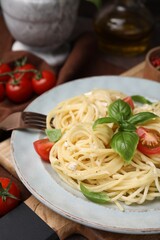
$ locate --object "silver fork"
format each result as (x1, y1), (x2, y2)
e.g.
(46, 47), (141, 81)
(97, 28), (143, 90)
(0, 111), (47, 131)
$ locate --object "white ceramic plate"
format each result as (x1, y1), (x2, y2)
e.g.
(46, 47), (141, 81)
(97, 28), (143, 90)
(11, 76), (160, 234)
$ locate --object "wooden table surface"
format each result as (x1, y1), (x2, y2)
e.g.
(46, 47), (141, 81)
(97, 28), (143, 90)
(0, 5), (160, 240)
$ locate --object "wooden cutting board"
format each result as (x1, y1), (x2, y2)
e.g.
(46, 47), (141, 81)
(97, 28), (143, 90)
(1, 62), (160, 240)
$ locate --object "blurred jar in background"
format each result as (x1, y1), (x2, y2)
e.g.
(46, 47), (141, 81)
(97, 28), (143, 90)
(94, 0), (154, 56)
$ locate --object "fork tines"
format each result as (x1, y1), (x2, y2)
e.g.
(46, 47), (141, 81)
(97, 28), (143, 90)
(22, 112), (47, 130)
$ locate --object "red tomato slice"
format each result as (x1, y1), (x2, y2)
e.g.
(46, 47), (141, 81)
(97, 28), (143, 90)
(33, 138), (54, 162)
(123, 96), (134, 110)
(0, 177), (21, 217)
(136, 127), (160, 155)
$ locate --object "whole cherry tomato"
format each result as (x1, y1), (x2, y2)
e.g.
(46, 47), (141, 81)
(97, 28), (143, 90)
(14, 57), (36, 80)
(0, 62), (11, 82)
(0, 177), (21, 217)
(15, 63), (36, 81)
(6, 75), (33, 103)
(0, 83), (5, 101)
(136, 127), (160, 155)
(32, 70), (56, 95)
(33, 138), (54, 162)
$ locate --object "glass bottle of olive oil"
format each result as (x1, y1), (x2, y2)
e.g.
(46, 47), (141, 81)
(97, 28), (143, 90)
(94, 0), (154, 56)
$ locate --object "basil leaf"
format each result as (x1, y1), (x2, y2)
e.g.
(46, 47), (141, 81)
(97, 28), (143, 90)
(108, 99), (132, 122)
(131, 95), (152, 105)
(93, 117), (117, 129)
(119, 121), (136, 132)
(80, 183), (110, 204)
(45, 129), (62, 142)
(128, 112), (158, 125)
(111, 131), (139, 163)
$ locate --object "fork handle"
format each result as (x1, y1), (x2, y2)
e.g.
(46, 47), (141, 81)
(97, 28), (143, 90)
(0, 129), (12, 142)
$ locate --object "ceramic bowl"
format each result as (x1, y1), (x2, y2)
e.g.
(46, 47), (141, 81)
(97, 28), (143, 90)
(1, 0), (79, 51)
(143, 46), (160, 82)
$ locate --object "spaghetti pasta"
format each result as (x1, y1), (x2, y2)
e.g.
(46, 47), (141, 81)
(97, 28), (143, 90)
(47, 89), (160, 210)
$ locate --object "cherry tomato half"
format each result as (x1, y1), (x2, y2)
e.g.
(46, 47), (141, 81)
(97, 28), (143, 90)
(32, 70), (56, 95)
(0, 83), (5, 101)
(0, 177), (21, 217)
(0, 63), (11, 82)
(33, 138), (54, 162)
(6, 76), (33, 103)
(123, 96), (134, 110)
(136, 127), (160, 155)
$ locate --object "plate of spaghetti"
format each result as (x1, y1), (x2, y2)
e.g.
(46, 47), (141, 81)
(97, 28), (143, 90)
(11, 76), (160, 234)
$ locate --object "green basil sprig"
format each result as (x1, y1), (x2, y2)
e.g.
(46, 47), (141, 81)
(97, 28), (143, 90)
(80, 183), (110, 204)
(131, 95), (152, 105)
(45, 129), (62, 142)
(108, 99), (132, 121)
(93, 99), (158, 163)
(110, 131), (139, 163)
(128, 112), (157, 125)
